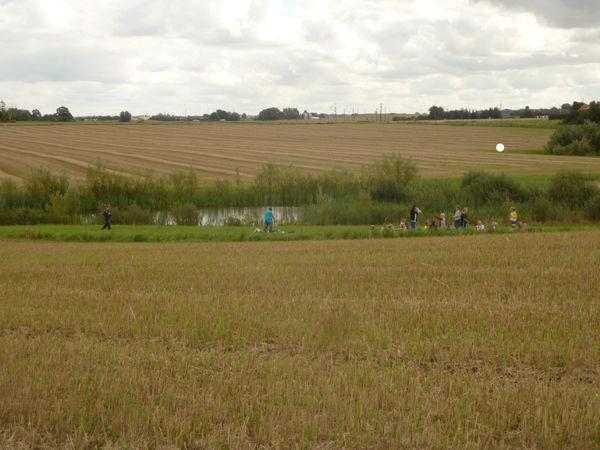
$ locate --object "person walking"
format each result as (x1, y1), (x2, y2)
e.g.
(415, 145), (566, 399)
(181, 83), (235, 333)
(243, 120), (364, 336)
(264, 207), (274, 233)
(409, 205), (421, 230)
(454, 206), (462, 229)
(101, 204), (112, 230)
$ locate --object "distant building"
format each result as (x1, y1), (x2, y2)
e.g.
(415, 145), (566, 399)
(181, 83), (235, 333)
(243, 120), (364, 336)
(579, 104), (591, 112)
(535, 114), (549, 120)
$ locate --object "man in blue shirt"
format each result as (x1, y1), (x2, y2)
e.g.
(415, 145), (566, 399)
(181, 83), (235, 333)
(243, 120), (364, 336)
(264, 207), (274, 232)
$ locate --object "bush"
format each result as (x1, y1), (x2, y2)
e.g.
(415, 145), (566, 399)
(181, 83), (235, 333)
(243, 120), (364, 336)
(547, 171), (598, 208)
(111, 204), (155, 225)
(527, 197), (561, 222)
(171, 203), (199, 226)
(461, 172), (526, 206)
(585, 195), (600, 221)
(546, 123), (600, 156)
(361, 155), (417, 203)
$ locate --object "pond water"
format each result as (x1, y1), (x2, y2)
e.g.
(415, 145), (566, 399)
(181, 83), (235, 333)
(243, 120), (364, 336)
(197, 206), (302, 226)
(82, 206), (303, 226)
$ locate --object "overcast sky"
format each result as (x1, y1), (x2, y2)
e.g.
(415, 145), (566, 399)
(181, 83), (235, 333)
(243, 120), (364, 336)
(1, 0), (599, 116)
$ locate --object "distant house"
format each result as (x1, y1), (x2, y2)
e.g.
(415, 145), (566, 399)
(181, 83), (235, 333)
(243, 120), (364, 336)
(579, 104), (591, 112)
(134, 116), (151, 121)
(535, 114), (549, 120)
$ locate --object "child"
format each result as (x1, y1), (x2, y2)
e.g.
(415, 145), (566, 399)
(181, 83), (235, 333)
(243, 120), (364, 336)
(476, 220), (485, 232)
(510, 207), (518, 228)
(438, 212), (446, 229)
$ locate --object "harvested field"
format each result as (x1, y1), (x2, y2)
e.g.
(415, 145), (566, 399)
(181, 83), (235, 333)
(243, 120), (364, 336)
(2, 122), (599, 182)
(1, 232), (599, 447)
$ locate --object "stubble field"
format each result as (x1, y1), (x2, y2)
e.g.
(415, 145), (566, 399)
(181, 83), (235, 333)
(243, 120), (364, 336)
(1, 232), (599, 448)
(2, 122), (600, 182)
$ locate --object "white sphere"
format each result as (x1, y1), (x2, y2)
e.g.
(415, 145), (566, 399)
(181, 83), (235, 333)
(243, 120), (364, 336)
(496, 143), (505, 152)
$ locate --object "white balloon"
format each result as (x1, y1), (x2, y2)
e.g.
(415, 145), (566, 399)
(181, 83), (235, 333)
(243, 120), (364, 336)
(496, 143), (505, 152)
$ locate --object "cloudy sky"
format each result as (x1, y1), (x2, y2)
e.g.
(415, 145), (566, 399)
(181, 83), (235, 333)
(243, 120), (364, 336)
(1, 0), (599, 116)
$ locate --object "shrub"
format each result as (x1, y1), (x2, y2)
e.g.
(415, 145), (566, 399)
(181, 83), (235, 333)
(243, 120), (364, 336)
(171, 203), (199, 226)
(111, 204), (155, 225)
(547, 171), (598, 208)
(546, 123), (600, 156)
(527, 197), (561, 222)
(585, 195), (600, 221)
(461, 172), (526, 206)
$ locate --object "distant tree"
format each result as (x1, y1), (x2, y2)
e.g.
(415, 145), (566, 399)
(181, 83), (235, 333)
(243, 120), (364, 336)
(150, 113), (181, 121)
(282, 107), (300, 120)
(241, 113), (247, 120)
(55, 106), (74, 122)
(520, 106), (534, 118)
(229, 112), (241, 121)
(428, 105), (445, 120)
(32, 109), (42, 120)
(119, 111), (132, 122)
(564, 100), (600, 125)
(258, 107), (285, 121)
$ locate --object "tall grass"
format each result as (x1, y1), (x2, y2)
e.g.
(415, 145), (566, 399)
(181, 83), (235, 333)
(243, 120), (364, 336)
(1, 160), (600, 225)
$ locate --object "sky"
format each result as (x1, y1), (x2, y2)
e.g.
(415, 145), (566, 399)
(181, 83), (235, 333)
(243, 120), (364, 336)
(1, 0), (599, 116)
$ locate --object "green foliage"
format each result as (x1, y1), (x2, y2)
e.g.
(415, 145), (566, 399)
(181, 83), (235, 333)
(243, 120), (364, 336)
(119, 111), (132, 122)
(461, 171), (526, 206)
(585, 195), (600, 221)
(546, 122), (600, 156)
(527, 197), (561, 222)
(548, 171), (598, 208)
(111, 204), (155, 225)
(257, 107), (285, 121)
(361, 155), (417, 202)
(564, 101), (600, 125)
(55, 106), (74, 122)
(170, 203), (199, 226)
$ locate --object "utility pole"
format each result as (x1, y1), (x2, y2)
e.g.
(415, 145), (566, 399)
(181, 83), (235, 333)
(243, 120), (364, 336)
(380, 103), (383, 123)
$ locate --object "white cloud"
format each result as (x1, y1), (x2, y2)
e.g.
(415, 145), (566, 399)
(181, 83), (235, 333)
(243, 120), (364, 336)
(0, 0), (599, 115)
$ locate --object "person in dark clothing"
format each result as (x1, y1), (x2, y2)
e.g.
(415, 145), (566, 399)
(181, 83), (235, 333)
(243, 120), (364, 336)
(461, 207), (469, 228)
(409, 205), (421, 230)
(101, 205), (112, 230)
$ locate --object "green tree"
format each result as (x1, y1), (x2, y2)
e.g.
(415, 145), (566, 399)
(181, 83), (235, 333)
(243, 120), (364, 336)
(520, 106), (534, 118)
(119, 111), (132, 122)
(428, 105), (445, 120)
(258, 107), (285, 121)
(282, 107), (300, 120)
(56, 106), (74, 122)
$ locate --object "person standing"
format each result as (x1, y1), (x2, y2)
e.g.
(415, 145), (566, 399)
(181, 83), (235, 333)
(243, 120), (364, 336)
(101, 204), (112, 230)
(461, 207), (469, 228)
(409, 205), (421, 230)
(510, 207), (518, 228)
(264, 207), (274, 233)
(454, 206), (462, 229)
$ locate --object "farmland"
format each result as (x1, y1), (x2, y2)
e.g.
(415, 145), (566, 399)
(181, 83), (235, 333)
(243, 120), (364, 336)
(1, 232), (599, 448)
(2, 121), (600, 182)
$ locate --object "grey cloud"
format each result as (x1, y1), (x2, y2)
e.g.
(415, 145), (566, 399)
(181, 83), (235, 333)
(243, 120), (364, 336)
(479, 0), (600, 28)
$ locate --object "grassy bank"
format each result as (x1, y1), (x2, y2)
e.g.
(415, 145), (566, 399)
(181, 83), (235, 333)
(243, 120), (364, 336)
(1, 233), (599, 447)
(1, 224), (599, 243)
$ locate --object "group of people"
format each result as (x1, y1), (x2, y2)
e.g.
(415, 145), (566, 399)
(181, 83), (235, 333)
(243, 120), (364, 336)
(383, 205), (522, 233)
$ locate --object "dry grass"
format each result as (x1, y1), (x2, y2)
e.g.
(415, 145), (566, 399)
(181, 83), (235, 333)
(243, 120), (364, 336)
(3, 121), (599, 182)
(1, 232), (599, 448)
